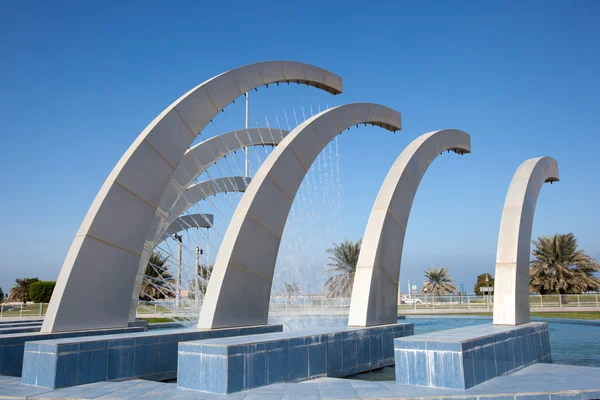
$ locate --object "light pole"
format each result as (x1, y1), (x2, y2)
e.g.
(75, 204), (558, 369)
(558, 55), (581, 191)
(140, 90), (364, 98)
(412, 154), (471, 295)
(195, 246), (200, 309)
(173, 233), (183, 308)
(245, 92), (249, 177)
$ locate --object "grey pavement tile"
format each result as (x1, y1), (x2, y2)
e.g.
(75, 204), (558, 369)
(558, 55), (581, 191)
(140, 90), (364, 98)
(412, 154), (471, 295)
(353, 389), (399, 398)
(282, 394), (321, 400)
(244, 394), (283, 400)
(95, 390), (149, 399)
(319, 389), (359, 400)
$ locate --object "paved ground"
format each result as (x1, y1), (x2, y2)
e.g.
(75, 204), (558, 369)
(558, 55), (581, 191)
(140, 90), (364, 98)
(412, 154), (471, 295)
(0, 363), (598, 399)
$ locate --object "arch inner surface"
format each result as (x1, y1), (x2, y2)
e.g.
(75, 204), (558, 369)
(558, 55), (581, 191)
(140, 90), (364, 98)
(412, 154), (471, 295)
(198, 103), (402, 330)
(43, 61), (342, 333)
(493, 156), (559, 326)
(347, 129), (471, 327)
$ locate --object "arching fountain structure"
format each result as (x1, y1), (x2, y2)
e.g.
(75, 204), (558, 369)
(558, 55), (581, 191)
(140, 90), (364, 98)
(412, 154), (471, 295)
(9, 60), (571, 399)
(394, 156), (558, 389)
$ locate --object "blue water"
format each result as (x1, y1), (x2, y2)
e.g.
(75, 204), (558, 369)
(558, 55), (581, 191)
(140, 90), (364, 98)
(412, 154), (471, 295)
(274, 315), (600, 368)
(409, 317), (600, 368)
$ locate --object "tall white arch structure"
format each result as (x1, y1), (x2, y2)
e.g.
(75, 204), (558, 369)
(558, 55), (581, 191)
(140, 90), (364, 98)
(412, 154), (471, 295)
(43, 61), (342, 333)
(198, 103), (402, 329)
(493, 157), (559, 326)
(348, 129), (471, 327)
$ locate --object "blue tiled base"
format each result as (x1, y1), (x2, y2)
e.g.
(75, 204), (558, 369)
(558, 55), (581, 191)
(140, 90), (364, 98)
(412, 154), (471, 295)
(0, 326), (146, 378)
(0, 321), (42, 329)
(178, 322), (414, 394)
(394, 322), (551, 389)
(0, 326), (42, 335)
(21, 324), (282, 389)
(0, 320), (42, 326)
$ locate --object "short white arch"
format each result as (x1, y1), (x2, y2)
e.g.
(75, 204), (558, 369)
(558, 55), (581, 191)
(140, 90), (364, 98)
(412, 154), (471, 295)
(132, 128), (281, 322)
(128, 176), (251, 319)
(151, 128), (288, 245)
(163, 176), (251, 236)
(348, 129), (471, 327)
(43, 61), (342, 332)
(160, 213), (214, 242)
(493, 157), (559, 326)
(198, 103), (402, 329)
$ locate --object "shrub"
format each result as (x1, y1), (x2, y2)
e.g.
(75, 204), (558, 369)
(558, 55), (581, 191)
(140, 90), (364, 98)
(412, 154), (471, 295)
(29, 281), (56, 303)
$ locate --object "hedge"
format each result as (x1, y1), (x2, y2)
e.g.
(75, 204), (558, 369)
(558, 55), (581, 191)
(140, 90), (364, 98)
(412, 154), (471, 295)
(29, 281), (56, 303)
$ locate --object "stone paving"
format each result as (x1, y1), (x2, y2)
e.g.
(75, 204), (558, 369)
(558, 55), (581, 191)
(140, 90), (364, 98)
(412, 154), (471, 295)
(0, 363), (598, 399)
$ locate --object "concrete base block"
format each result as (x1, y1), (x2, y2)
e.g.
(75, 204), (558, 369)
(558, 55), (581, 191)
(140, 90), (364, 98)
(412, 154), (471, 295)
(21, 324), (282, 389)
(178, 322), (414, 394)
(0, 327), (146, 377)
(394, 322), (551, 389)
(0, 326), (42, 335)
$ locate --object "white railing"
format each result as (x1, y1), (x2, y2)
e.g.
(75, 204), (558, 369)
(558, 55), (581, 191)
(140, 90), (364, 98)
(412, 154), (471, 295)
(0, 303), (48, 318)
(2, 293), (598, 319)
(395, 293), (600, 310)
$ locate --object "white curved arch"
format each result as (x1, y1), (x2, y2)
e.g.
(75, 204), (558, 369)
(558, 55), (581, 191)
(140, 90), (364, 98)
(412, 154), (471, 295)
(130, 128), (280, 322)
(43, 61), (342, 333)
(348, 130), (471, 327)
(160, 213), (214, 242)
(493, 157), (559, 326)
(154, 128), (288, 236)
(166, 176), (251, 230)
(198, 103), (402, 329)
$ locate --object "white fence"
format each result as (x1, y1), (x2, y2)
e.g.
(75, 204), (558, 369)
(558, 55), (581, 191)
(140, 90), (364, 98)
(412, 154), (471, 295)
(133, 293), (600, 317)
(2, 293), (598, 319)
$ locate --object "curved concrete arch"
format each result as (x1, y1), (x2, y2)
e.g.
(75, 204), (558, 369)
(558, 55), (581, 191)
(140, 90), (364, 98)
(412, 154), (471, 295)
(198, 103), (402, 329)
(43, 61), (342, 333)
(166, 176), (251, 230)
(160, 214), (214, 242)
(347, 130), (471, 327)
(493, 157), (559, 326)
(131, 128), (282, 322)
(154, 128), (288, 234)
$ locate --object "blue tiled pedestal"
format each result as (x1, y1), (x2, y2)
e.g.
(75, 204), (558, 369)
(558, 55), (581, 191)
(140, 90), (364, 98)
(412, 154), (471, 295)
(178, 322), (414, 394)
(0, 326), (146, 377)
(21, 324), (282, 389)
(394, 322), (551, 389)
(0, 326), (42, 335)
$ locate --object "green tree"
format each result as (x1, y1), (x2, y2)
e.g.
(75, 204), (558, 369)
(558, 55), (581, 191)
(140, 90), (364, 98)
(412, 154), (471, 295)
(474, 273), (495, 296)
(8, 278), (39, 303)
(0, 286), (4, 302)
(140, 252), (174, 301)
(29, 281), (56, 303)
(529, 233), (600, 302)
(283, 282), (300, 303)
(322, 238), (362, 298)
(424, 267), (457, 295)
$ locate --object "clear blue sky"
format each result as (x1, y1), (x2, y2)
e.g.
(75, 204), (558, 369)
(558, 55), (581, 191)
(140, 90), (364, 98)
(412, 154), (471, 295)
(0, 1), (599, 295)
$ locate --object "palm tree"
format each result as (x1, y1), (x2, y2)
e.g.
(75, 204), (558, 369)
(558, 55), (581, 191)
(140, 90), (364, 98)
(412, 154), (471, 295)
(322, 238), (362, 298)
(8, 278), (39, 303)
(283, 282), (300, 303)
(424, 267), (457, 295)
(198, 264), (214, 296)
(140, 252), (174, 301)
(529, 233), (600, 304)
